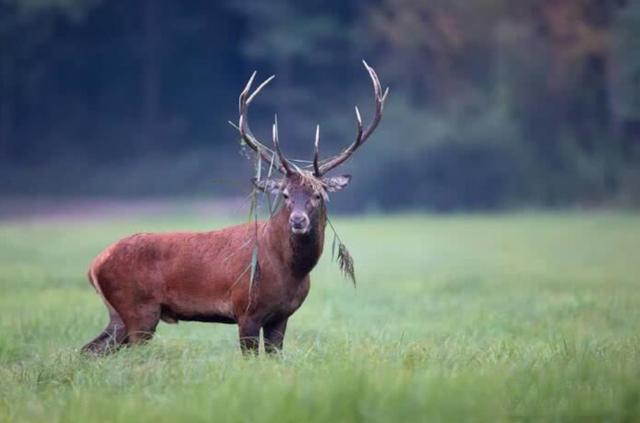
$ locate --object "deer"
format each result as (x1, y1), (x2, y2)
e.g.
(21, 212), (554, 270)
(81, 61), (388, 355)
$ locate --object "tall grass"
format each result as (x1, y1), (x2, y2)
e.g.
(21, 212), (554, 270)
(1, 212), (639, 422)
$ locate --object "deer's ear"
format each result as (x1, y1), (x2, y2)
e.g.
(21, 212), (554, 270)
(252, 178), (283, 194)
(324, 175), (351, 192)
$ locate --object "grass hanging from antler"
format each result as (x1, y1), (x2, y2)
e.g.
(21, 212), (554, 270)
(327, 218), (356, 286)
(244, 145), (285, 309)
(245, 147), (262, 309)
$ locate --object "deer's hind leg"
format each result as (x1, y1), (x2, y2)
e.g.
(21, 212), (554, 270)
(119, 303), (161, 346)
(82, 309), (127, 355)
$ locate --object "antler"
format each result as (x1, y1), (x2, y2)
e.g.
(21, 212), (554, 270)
(234, 71), (291, 175)
(313, 125), (321, 176)
(272, 115), (293, 175)
(233, 63), (387, 178)
(316, 60), (389, 175)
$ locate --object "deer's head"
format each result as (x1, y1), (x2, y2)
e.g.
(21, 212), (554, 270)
(234, 61), (388, 236)
(253, 172), (351, 235)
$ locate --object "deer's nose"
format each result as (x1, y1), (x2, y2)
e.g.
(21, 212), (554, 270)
(289, 213), (310, 232)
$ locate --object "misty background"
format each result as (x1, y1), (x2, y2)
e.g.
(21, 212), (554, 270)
(1, 0), (639, 211)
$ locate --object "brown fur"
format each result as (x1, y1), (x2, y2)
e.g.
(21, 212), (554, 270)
(82, 178), (327, 355)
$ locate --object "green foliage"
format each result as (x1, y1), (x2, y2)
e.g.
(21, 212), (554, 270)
(1, 0), (640, 209)
(612, 1), (640, 120)
(1, 212), (640, 421)
(348, 96), (530, 210)
(228, 0), (343, 65)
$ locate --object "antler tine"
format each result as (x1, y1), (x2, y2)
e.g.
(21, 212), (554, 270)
(363, 60), (380, 97)
(317, 61), (388, 175)
(234, 72), (288, 174)
(247, 75), (275, 105)
(272, 115), (293, 175)
(239, 71), (257, 113)
(354, 106), (364, 143)
(313, 125), (321, 176)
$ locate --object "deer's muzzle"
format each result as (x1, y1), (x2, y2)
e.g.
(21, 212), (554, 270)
(289, 212), (310, 234)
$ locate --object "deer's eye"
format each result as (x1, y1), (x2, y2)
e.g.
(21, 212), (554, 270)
(314, 193), (322, 200)
(282, 192), (289, 200)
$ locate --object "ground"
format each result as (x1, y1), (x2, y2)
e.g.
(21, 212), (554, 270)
(1, 211), (639, 422)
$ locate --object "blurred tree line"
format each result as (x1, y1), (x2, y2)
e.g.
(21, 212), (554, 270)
(0, 0), (639, 210)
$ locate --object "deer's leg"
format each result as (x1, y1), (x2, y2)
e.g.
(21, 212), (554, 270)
(82, 309), (127, 356)
(120, 304), (161, 346)
(238, 318), (261, 355)
(263, 317), (288, 354)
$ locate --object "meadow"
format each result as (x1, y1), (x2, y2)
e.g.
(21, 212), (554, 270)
(1, 211), (639, 422)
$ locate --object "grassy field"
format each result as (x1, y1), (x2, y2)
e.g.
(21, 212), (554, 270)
(1, 211), (640, 422)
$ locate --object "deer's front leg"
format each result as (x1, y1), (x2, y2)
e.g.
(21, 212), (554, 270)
(263, 317), (288, 354)
(238, 318), (261, 355)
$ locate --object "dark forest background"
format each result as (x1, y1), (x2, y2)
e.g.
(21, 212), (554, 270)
(1, 0), (640, 211)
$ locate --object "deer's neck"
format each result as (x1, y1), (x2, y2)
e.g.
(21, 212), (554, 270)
(266, 205), (326, 279)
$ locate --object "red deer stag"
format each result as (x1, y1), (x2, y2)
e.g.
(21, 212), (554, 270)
(82, 61), (388, 355)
